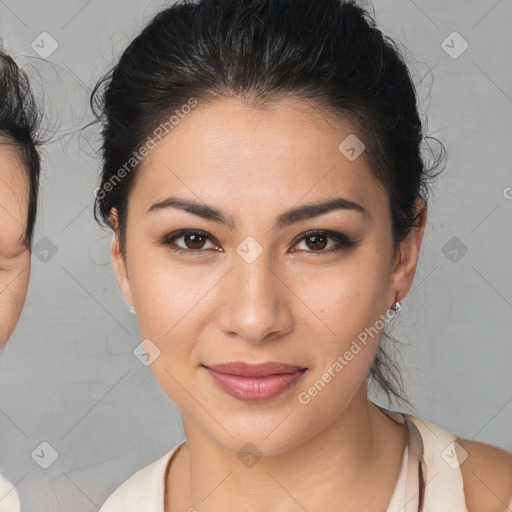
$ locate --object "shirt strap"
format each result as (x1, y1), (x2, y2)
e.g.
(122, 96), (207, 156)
(403, 415), (426, 512)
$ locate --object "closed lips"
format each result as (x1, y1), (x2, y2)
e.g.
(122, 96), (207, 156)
(203, 362), (307, 378)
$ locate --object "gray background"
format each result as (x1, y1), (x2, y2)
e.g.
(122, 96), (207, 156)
(0, 1), (511, 510)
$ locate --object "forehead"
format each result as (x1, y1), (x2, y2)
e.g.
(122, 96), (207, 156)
(131, 96), (386, 220)
(0, 140), (28, 193)
(0, 142), (29, 249)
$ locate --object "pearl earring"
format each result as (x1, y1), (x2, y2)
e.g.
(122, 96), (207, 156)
(391, 300), (402, 312)
(129, 306), (136, 314)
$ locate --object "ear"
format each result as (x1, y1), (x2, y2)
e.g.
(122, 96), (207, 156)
(388, 197), (427, 304)
(109, 209), (134, 308)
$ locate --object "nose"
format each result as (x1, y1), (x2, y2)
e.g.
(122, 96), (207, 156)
(215, 251), (295, 344)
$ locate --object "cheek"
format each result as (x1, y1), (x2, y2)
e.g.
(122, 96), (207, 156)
(292, 249), (390, 336)
(129, 258), (205, 402)
(291, 281), (386, 419)
(290, 251), (390, 387)
(131, 263), (205, 340)
(0, 256), (30, 345)
(127, 246), (215, 370)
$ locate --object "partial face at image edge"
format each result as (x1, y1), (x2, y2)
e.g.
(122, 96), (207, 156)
(0, 142), (31, 348)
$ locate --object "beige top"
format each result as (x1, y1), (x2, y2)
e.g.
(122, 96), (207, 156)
(100, 406), (512, 512)
(0, 473), (20, 512)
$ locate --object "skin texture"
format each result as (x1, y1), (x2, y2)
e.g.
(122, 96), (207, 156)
(0, 142), (30, 347)
(108, 96), (510, 511)
(457, 438), (512, 512)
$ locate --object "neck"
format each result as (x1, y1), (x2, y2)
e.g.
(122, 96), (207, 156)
(167, 386), (407, 512)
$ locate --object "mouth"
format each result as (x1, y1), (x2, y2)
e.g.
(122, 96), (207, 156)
(202, 361), (308, 402)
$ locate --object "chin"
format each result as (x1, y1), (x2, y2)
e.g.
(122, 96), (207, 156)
(198, 412), (316, 458)
(219, 433), (302, 458)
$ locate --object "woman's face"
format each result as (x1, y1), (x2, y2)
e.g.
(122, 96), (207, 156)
(111, 97), (425, 454)
(0, 142), (30, 347)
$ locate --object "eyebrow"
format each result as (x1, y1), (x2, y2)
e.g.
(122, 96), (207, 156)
(147, 196), (369, 229)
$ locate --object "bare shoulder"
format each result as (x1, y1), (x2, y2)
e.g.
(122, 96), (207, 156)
(456, 437), (512, 512)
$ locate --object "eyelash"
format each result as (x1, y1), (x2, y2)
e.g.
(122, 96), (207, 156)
(160, 229), (357, 256)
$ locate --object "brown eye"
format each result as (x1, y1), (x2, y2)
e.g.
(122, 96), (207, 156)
(303, 233), (328, 251)
(292, 230), (357, 254)
(161, 230), (218, 254)
(182, 233), (207, 250)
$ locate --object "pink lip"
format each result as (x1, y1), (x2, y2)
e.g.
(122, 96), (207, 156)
(203, 362), (307, 402)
